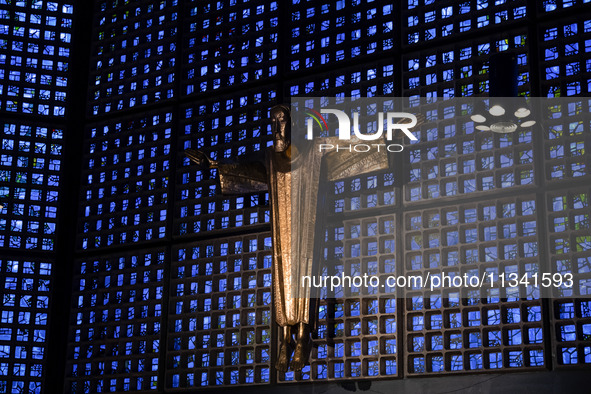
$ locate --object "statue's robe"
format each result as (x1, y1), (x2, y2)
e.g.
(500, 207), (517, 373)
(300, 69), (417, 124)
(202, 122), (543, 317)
(217, 139), (388, 327)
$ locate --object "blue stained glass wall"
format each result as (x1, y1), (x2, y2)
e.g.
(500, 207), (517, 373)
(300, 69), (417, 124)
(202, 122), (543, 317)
(0, 258), (52, 394)
(0, 0), (74, 392)
(0, 122), (63, 250)
(0, 0), (73, 117)
(183, 0), (278, 94)
(67, 250), (165, 393)
(79, 111), (173, 250)
(0, 0), (590, 392)
(89, 0), (178, 116)
(66, 0), (591, 391)
(0, 0), (74, 250)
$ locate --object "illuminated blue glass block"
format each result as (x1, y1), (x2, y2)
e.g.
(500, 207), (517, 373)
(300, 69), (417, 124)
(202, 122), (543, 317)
(562, 347), (578, 364)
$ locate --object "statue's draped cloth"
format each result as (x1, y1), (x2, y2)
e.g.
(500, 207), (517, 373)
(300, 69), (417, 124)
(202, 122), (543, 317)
(269, 146), (325, 326)
(217, 140), (388, 327)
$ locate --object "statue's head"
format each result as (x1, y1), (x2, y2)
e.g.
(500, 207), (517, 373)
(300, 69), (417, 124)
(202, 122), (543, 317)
(271, 105), (291, 153)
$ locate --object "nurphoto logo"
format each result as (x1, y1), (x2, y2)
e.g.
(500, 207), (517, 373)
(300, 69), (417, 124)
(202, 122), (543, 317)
(304, 108), (418, 152)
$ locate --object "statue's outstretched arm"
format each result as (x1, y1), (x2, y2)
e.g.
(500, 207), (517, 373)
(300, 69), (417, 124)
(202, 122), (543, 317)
(321, 136), (390, 181)
(185, 149), (268, 194)
(185, 148), (218, 168)
(321, 113), (425, 181)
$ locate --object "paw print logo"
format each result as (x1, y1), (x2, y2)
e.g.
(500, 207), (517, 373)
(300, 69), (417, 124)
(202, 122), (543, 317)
(471, 104), (536, 133)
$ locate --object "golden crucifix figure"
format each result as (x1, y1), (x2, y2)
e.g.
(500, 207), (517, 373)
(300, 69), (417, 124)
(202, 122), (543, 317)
(186, 104), (390, 372)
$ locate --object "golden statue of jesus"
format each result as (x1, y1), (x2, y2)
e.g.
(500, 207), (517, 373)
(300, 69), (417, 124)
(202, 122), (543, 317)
(186, 105), (390, 371)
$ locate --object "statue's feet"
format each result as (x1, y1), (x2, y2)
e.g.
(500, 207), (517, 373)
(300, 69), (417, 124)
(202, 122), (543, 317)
(290, 337), (310, 371)
(275, 341), (293, 372)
